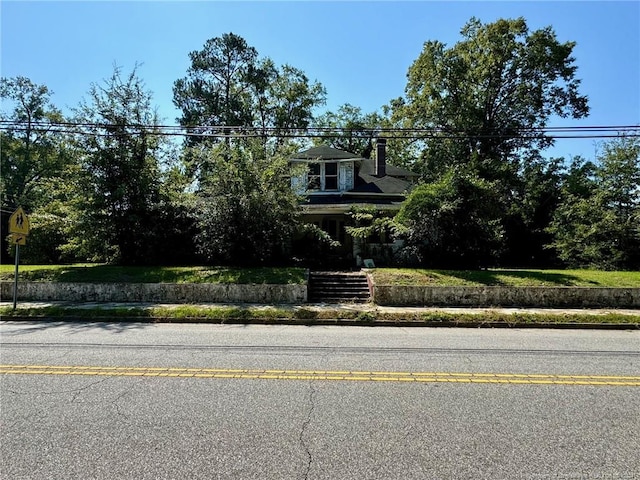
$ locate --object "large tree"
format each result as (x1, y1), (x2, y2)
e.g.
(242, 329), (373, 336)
(72, 66), (166, 265)
(193, 142), (301, 266)
(0, 76), (69, 211)
(173, 33), (258, 144)
(393, 17), (590, 268)
(400, 17), (589, 182)
(173, 32), (325, 162)
(548, 137), (640, 269)
(312, 104), (382, 158)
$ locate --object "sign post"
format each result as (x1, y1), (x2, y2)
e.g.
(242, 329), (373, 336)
(8, 207), (30, 310)
(12, 243), (20, 310)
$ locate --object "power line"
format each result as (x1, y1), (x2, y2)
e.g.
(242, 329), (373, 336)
(0, 120), (638, 140)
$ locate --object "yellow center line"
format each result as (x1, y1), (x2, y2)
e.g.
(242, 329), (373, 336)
(1, 364), (639, 386)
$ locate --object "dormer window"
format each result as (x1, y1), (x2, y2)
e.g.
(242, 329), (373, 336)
(307, 162), (339, 191)
(308, 164), (321, 190)
(325, 162), (338, 190)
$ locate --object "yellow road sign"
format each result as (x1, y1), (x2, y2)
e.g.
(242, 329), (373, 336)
(9, 233), (27, 245)
(9, 207), (30, 235)
(9, 233), (27, 246)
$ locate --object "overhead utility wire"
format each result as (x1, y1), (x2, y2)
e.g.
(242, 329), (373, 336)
(0, 120), (638, 140)
(1, 120), (638, 132)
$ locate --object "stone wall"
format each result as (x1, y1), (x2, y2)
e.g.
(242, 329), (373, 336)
(3, 281), (639, 308)
(372, 285), (640, 308)
(0, 282), (307, 304)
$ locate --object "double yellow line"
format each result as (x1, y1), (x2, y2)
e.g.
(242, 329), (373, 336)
(1, 364), (639, 386)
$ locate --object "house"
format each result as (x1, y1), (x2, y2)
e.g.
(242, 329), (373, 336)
(290, 138), (418, 265)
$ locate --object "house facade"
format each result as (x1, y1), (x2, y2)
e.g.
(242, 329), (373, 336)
(290, 139), (418, 266)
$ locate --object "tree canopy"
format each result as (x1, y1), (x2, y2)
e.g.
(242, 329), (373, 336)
(173, 33), (325, 150)
(548, 137), (640, 269)
(4, 19), (639, 270)
(72, 66), (166, 264)
(399, 17), (589, 180)
(0, 76), (69, 211)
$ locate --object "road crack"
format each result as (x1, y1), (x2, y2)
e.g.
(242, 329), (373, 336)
(300, 382), (316, 480)
(110, 378), (147, 426)
(1, 377), (111, 399)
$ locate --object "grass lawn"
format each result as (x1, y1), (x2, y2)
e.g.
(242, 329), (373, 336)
(0, 264), (307, 284)
(0, 304), (638, 325)
(2, 264), (639, 288)
(368, 268), (640, 288)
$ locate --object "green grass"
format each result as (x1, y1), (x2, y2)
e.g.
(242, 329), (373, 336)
(1, 304), (638, 326)
(369, 268), (640, 288)
(0, 264), (307, 284)
(3, 264), (639, 289)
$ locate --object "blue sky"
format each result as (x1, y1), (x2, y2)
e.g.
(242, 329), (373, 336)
(1, 1), (639, 161)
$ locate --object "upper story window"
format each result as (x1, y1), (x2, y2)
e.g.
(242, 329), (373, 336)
(307, 162), (338, 191)
(307, 164), (321, 190)
(324, 162), (338, 190)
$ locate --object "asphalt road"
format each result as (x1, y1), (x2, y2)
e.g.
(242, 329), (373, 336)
(1, 321), (639, 479)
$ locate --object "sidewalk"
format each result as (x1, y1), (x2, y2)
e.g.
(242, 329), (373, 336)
(1, 301), (639, 329)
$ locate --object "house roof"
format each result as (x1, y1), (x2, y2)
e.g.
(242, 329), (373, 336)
(292, 145), (361, 160)
(291, 144), (417, 196)
(353, 173), (412, 194)
(357, 158), (420, 178)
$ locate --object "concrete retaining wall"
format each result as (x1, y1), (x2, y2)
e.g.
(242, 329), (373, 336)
(3, 281), (639, 308)
(372, 285), (640, 308)
(0, 282), (307, 304)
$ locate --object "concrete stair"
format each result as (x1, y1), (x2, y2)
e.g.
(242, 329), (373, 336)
(308, 271), (370, 303)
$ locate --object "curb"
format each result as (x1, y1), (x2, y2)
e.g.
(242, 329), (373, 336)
(3, 315), (639, 330)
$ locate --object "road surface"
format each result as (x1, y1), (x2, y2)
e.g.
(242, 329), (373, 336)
(1, 321), (639, 479)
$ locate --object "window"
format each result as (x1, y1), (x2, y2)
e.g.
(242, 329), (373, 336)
(307, 162), (339, 191)
(307, 164), (321, 190)
(324, 162), (338, 190)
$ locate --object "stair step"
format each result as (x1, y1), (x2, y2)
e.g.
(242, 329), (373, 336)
(308, 271), (370, 303)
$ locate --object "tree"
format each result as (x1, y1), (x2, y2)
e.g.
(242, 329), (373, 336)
(312, 104), (383, 158)
(391, 17), (590, 267)
(194, 142), (301, 266)
(396, 168), (503, 268)
(173, 33), (325, 167)
(251, 61), (326, 147)
(0, 76), (69, 211)
(72, 65), (166, 265)
(500, 154), (565, 267)
(400, 17), (589, 182)
(173, 33), (258, 145)
(547, 137), (640, 269)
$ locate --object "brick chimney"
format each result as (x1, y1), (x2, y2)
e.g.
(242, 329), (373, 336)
(375, 138), (387, 177)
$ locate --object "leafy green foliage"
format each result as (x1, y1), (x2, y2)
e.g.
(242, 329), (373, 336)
(173, 32), (325, 171)
(345, 206), (406, 265)
(173, 33), (259, 144)
(72, 65), (168, 265)
(312, 104), (382, 158)
(391, 17), (591, 268)
(0, 76), (71, 212)
(193, 143), (301, 266)
(396, 169), (503, 268)
(500, 155), (565, 267)
(401, 17), (589, 180)
(548, 137), (640, 269)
